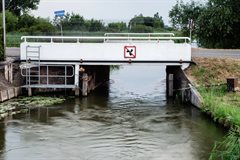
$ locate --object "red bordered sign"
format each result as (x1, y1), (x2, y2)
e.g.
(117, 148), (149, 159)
(124, 46), (136, 59)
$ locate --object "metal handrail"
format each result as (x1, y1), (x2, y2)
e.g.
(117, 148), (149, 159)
(21, 36), (191, 43)
(21, 64), (75, 86)
(21, 64), (74, 77)
(104, 33), (175, 37)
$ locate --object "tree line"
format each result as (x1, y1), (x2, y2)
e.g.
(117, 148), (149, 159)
(0, 12), (165, 34)
(169, 0), (240, 49)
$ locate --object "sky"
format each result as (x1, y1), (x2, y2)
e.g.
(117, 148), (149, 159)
(32, 0), (194, 25)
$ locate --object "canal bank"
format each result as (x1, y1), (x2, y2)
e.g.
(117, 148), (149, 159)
(186, 57), (240, 159)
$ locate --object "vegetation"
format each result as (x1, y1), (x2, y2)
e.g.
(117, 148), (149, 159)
(0, 96), (66, 120)
(169, 0), (240, 48)
(129, 13), (164, 33)
(0, 0), (40, 16)
(0, 28), (3, 60)
(210, 130), (240, 160)
(186, 57), (240, 160)
(169, 1), (203, 38)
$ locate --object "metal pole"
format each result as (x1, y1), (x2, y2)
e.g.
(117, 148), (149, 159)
(190, 28), (192, 44)
(2, 0), (6, 60)
(60, 17), (63, 42)
(60, 22), (63, 37)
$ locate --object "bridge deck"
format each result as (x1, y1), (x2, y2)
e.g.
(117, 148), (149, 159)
(20, 33), (191, 65)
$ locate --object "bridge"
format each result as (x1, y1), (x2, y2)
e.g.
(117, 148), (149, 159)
(18, 33), (192, 97)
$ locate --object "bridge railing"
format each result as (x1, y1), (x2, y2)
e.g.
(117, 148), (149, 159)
(21, 35), (190, 44)
(104, 33), (175, 37)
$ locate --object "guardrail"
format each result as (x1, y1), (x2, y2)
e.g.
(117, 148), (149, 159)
(21, 35), (190, 43)
(104, 33), (175, 37)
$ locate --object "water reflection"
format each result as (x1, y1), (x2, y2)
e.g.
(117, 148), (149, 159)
(0, 66), (226, 160)
(0, 122), (5, 153)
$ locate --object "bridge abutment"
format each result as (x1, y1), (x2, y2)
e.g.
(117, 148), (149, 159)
(166, 66), (190, 101)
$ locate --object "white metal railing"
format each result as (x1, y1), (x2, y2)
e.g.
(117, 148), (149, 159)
(104, 33), (175, 37)
(21, 34), (190, 43)
(21, 64), (75, 86)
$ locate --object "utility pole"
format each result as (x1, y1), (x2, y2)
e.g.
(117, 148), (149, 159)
(2, 0), (6, 60)
(189, 19), (194, 44)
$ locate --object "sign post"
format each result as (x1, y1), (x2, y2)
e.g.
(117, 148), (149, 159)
(54, 10), (65, 38)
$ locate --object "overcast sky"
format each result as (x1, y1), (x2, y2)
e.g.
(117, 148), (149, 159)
(32, 0), (195, 25)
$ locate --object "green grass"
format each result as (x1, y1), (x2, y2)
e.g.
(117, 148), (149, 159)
(210, 130), (240, 160)
(198, 86), (240, 160)
(199, 86), (240, 128)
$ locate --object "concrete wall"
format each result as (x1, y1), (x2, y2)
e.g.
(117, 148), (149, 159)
(0, 87), (21, 102)
(166, 66), (203, 108)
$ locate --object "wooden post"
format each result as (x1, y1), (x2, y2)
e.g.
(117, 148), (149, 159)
(82, 73), (88, 96)
(9, 63), (13, 84)
(28, 88), (32, 97)
(75, 88), (80, 96)
(168, 74), (174, 97)
(4, 64), (8, 81)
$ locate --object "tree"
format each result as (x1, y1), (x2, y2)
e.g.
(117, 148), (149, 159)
(87, 19), (104, 32)
(0, 27), (3, 61)
(107, 22), (127, 32)
(18, 13), (36, 29)
(169, 0), (204, 36)
(0, 11), (18, 32)
(196, 0), (240, 48)
(0, 0), (40, 16)
(153, 12), (164, 28)
(130, 25), (153, 33)
(129, 13), (164, 32)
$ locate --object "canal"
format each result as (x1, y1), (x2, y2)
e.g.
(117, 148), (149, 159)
(0, 66), (225, 160)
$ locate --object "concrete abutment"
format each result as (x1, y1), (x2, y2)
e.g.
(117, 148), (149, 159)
(166, 65), (202, 108)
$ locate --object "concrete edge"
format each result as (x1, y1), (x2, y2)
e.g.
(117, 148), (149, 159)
(182, 70), (203, 108)
(0, 90), (8, 102)
(0, 87), (21, 103)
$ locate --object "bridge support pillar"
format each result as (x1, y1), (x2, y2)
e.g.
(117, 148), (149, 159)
(166, 66), (182, 98)
(74, 65), (80, 96)
(168, 74), (174, 97)
(82, 73), (88, 96)
(166, 65), (191, 102)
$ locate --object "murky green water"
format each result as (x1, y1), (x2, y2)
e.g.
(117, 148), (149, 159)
(0, 66), (225, 160)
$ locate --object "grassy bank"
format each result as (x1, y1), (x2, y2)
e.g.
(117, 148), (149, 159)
(186, 57), (240, 160)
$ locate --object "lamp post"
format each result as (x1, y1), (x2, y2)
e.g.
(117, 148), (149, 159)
(2, 0), (6, 60)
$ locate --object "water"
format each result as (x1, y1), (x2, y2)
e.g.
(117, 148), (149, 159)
(0, 66), (225, 160)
